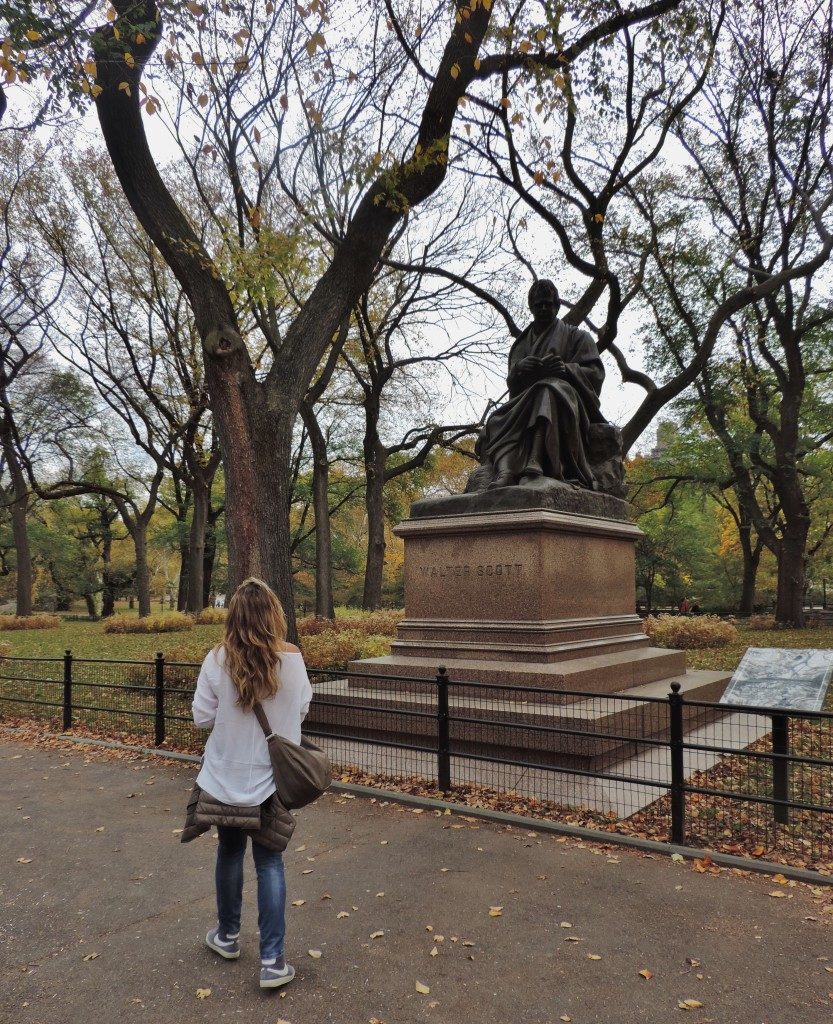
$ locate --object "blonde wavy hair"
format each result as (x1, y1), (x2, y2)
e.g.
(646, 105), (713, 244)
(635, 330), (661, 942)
(222, 578), (288, 709)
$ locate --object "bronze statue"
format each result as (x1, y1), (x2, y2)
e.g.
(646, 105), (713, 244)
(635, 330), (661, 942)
(471, 279), (616, 492)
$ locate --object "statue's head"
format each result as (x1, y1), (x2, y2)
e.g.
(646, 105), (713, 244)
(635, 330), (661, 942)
(528, 279), (560, 324)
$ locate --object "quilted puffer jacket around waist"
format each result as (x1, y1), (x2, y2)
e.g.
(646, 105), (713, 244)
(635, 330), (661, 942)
(181, 782), (296, 852)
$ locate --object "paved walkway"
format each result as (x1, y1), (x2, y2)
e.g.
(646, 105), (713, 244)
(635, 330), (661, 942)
(2, 739), (832, 1024)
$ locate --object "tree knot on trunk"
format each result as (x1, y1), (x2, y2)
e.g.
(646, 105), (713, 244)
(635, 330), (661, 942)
(204, 328), (245, 358)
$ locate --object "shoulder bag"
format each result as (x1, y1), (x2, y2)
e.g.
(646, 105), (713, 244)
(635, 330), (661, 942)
(252, 703), (332, 809)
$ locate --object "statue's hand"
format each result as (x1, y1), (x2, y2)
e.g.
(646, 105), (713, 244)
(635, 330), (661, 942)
(514, 355), (544, 376)
(542, 354), (566, 375)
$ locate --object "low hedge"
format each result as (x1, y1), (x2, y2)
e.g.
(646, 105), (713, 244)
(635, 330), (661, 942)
(644, 614), (738, 650)
(194, 607), (228, 624)
(103, 612), (195, 634)
(0, 613), (62, 630)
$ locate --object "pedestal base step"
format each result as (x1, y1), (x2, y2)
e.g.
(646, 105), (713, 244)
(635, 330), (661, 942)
(308, 669), (731, 772)
(347, 646), (687, 700)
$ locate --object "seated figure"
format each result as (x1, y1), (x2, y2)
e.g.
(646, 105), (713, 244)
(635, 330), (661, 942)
(472, 278), (616, 492)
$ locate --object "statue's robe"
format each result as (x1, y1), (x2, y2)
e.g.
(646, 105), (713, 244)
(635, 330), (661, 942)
(476, 318), (606, 488)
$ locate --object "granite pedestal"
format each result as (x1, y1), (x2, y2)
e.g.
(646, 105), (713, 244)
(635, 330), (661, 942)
(308, 482), (731, 778)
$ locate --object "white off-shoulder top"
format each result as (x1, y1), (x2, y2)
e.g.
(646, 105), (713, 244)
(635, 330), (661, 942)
(192, 645), (313, 805)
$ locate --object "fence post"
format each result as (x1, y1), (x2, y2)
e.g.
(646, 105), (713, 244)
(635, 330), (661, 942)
(436, 666), (451, 794)
(668, 681), (685, 845)
(771, 713), (790, 825)
(154, 651), (165, 747)
(62, 649), (73, 732)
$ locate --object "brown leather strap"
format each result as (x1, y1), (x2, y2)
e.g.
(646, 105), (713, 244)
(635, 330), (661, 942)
(252, 702), (272, 738)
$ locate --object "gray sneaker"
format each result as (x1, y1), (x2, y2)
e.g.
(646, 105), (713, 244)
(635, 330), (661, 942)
(260, 962), (295, 989)
(205, 926), (240, 959)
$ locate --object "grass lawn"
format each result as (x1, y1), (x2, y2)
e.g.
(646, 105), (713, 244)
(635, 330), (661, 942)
(0, 617), (225, 662)
(685, 624), (833, 672)
(2, 616), (832, 669)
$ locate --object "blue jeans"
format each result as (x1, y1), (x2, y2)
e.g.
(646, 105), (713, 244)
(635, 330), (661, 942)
(215, 827), (286, 962)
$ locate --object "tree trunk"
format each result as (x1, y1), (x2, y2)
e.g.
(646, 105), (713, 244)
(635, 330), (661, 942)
(176, 554), (189, 611)
(1, 428), (33, 616)
(737, 526), (761, 617)
(300, 403), (335, 620)
(9, 489), (32, 617)
(84, 592), (97, 617)
(100, 513), (116, 618)
(133, 523), (152, 618)
(363, 451), (386, 611)
(203, 515), (217, 608)
(186, 479), (210, 613)
(775, 519), (810, 626)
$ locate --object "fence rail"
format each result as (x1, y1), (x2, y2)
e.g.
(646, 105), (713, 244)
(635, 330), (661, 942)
(2, 651), (832, 870)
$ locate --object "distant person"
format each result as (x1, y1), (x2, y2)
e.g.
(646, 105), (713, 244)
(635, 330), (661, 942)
(691, 603), (701, 615)
(191, 578), (312, 990)
(678, 596), (690, 616)
(214, 592), (226, 608)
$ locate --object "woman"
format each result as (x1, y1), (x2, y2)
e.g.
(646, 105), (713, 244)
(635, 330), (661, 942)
(191, 578), (312, 990)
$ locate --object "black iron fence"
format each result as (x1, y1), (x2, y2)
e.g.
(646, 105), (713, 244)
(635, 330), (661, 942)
(2, 651), (832, 869)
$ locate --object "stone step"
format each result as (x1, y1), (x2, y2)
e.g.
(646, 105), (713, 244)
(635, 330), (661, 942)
(308, 669), (733, 772)
(348, 646), (688, 699)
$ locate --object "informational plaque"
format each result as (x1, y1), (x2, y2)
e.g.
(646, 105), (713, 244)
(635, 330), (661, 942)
(720, 647), (833, 712)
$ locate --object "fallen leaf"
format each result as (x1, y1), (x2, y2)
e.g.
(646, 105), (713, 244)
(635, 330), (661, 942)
(678, 998), (704, 1010)
(376, 892), (385, 897)
(291, 899), (306, 907)
(560, 921), (572, 929)
(307, 949), (322, 959)
(370, 931), (384, 939)
(415, 981), (430, 995)
(16, 858), (32, 864)
(195, 988), (211, 999)
(337, 911), (350, 919)
(462, 941), (475, 947)
(768, 891), (787, 898)
(560, 1017), (572, 1022)
(639, 969), (653, 980)
(587, 954), (602, 961)
(671, 853), (685, 862)
(82, 953), (99, 962)
(430, 947), (438, 957)
(488, 906), (503, 917)
(302, 869), (314, 875)
(95, 826), (105, 833)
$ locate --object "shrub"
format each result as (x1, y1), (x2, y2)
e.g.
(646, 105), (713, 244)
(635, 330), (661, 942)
(194, 606), (228, 624)
(745, 614), (777, 631)
(357, 633), (394, 659)
(344, 609), (405, 637)
(644, 614), (738, 649)
(297, 609), (404, 639)
(0, 613), (62, 630)
(296, 615), (337, 637)
(300, 629), (365, 670)
(103, 612), (195, 634)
